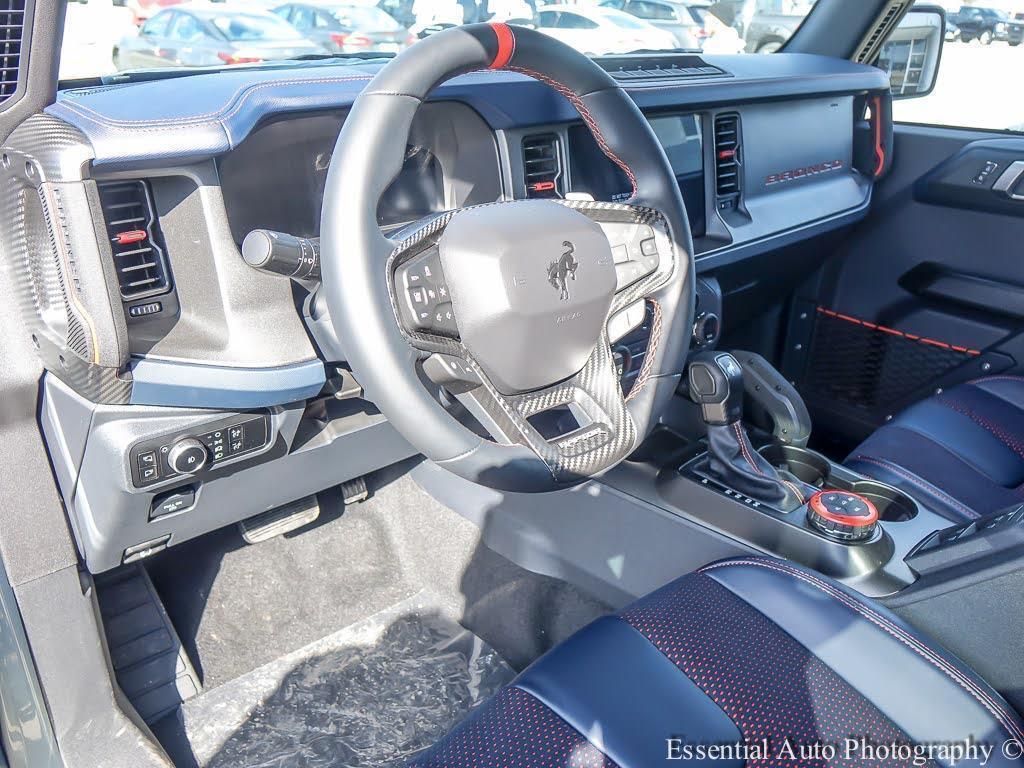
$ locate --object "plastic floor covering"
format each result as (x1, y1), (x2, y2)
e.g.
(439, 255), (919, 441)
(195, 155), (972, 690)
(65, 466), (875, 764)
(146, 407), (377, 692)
(168, 592), (514, 768)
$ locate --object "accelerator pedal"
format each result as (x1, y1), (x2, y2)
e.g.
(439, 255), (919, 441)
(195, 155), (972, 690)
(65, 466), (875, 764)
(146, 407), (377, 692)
(239, 495), (320, 544)
(341, 475), (369, 505)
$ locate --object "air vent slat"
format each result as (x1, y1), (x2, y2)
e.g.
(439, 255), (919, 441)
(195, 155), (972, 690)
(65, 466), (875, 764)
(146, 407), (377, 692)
(0, 0), (25, 102)
(521, 134), (563, 199)
(714, 114), (742, 201)
(598, 53), (728, 82)
(98, 180), (173, 302)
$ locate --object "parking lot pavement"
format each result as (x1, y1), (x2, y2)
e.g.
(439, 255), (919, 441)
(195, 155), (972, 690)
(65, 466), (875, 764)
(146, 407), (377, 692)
(893, 41), (1024, 132)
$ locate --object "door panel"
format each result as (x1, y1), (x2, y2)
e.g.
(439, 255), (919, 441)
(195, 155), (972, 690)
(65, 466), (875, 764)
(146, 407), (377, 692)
(784, 124), (1024, 448)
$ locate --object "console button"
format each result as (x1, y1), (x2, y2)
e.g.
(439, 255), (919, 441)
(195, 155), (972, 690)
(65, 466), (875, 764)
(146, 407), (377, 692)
(807, 490), (879, 542)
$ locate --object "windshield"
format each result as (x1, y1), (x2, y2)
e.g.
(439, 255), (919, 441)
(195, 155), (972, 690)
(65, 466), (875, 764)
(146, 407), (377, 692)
(58, 0), (820, 81)
(212, 13), (305, 42)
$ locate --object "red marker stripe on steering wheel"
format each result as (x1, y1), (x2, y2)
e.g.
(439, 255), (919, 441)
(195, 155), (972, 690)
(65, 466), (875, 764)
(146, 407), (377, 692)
(489, 22), (515, 69)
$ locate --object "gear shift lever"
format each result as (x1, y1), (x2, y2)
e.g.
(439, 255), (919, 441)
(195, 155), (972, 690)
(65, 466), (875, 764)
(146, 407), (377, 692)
(688, 352), (745, 426)
(688, 351), (808, 511)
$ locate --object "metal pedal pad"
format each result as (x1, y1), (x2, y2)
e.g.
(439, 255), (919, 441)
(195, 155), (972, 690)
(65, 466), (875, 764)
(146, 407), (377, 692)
(239, 494), (320, 544)
(341, 476), (369, 505)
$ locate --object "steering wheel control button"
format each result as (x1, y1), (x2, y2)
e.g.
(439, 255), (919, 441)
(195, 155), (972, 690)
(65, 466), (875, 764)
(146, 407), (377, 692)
(168, 438), (208, 476)
(807, 490), (879, 542)
(438, 201), (615, 393)
(604, 224), (660, 291)
(608, 299), (647, 343)
(396, 249), (457, 337)
(423, 353), (481, 394)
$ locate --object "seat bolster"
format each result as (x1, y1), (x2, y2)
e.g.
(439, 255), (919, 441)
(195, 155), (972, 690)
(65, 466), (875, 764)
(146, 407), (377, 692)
(703, 557), (1024, 768)
(515, 616), (742, 768)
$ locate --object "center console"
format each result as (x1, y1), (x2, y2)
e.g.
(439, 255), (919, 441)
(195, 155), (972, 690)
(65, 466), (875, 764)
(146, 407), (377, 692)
(664, 350), (957, 597)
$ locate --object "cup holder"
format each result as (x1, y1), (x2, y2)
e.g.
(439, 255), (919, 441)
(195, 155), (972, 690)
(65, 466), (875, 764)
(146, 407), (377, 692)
(849, 481), (918, 522)
(759, 444), (830, 487)
(759, 444), (918, 522)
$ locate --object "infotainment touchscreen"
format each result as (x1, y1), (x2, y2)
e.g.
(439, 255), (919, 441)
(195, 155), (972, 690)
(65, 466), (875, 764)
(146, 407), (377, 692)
(569, 113), (705, 237)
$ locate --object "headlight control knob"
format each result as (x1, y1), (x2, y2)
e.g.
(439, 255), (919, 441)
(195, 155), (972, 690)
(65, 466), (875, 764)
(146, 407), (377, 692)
(168, 438), (208, 475)
(807, 490), (879, 542)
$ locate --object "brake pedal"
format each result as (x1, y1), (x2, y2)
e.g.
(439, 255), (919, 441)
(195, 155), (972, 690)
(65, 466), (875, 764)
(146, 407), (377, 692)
(341, 476), (369, 505)
(239, 495), (320, 544)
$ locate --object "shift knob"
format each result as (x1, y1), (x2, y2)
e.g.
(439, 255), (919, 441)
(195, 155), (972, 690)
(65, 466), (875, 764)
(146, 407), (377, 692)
(688, 351), (745, 425)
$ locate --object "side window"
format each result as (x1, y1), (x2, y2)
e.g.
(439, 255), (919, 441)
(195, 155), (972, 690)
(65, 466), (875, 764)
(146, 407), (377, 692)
(141, 11), (171, 37)
(891, 15), (1024, 132)
(627, 1), (675, 21)
(314, 10), (333, 28)
(291, 7), (316, 29)
(168, 13), (205, 42)
(538, 11), (558, 26)
(599, 0), (625, 9)
(272, 6), (293, 23)
(556, 12), (598, 29)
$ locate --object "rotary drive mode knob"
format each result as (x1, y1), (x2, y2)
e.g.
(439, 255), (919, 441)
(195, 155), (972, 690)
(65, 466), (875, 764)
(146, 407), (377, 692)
(807, 490), (879, 542)
(167, 438), (208, 475)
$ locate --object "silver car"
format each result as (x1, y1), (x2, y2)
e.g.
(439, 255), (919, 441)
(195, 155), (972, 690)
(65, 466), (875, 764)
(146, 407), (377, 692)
(114, 6), (322, 70)
(598, 0), (710, 49)
(273, 3), (415, 54)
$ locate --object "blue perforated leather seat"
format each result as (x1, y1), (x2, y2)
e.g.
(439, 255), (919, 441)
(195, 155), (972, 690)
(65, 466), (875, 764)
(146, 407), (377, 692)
(411, 557), (1024, 768)
(847, 376), (1024, 522)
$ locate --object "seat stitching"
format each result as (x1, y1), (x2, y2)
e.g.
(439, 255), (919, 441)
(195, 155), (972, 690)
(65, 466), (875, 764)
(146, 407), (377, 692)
(700, 558), (1024, 742)
(937, 396), (1024, 462)
(967, 375), (1024, 386)
(846, 455), (979, 519)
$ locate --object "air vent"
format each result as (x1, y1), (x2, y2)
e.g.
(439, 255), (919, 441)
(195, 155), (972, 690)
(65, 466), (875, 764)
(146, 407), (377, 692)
(714, 114), (741, 199)
(600, 53), (728, 82)
(522, 134), (563, 199)
(98, 180), (172, 301)
(854, 1), (907, 64)
(0, 0), (25, 104)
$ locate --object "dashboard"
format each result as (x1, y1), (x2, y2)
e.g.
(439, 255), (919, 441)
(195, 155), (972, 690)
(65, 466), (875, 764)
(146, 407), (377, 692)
(4, 51), (891, 572)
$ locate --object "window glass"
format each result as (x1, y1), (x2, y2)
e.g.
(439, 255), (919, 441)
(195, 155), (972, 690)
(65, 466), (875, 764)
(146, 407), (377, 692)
(556, 12), (599, 29)
(168, 13), (205, 43)
(627, 1), (677, 22)
(212, 14), (306, 42)
(59, 0), (821, 80)
(290, 7), (317, 29)
(892, 9), (1024, 133)
(140, 12), (171, 38)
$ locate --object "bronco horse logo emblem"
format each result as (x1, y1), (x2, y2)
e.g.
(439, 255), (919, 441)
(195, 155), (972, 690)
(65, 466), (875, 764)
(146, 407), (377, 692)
(547, 241), (579, 301)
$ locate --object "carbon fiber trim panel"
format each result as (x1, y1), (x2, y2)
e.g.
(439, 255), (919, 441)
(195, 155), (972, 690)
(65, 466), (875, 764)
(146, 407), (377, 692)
(386, 199), (675, 482)
(1, 112), (132, 403)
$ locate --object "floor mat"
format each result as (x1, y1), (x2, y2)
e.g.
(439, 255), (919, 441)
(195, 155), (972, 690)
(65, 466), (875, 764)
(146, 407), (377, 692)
(167, 593), (514, 768)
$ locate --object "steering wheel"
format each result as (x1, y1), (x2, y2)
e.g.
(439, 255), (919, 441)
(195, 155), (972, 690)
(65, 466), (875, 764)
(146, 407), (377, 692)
(321, 23), (695, 492)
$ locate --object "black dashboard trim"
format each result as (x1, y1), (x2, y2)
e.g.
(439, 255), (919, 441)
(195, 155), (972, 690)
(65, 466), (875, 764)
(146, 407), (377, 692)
(48, 54), (889, 172)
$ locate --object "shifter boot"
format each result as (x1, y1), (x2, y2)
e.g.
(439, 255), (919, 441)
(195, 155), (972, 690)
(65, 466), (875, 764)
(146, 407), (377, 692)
(706, 422), (808, 511)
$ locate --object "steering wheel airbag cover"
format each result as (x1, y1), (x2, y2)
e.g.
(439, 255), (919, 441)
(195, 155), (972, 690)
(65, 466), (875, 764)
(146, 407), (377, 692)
(440, 201), (615, 394)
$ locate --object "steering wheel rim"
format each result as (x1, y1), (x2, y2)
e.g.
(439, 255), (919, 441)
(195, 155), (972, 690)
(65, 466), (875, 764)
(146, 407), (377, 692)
(321, 23), (695, 492)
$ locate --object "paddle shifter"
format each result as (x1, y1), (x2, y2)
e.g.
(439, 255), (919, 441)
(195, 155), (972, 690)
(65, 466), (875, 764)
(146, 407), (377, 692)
(688, 351), (807, 511)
